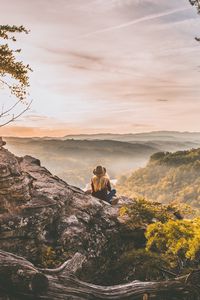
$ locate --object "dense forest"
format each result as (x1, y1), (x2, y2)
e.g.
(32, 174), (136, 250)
(118, 198), (200, 280)
(117, 148), (200, 209)
(117, 147), (200, 279)
(114, 148), (200, 284)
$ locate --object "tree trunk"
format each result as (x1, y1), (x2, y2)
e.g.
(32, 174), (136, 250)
(0, 250), (200, 300)
(0, 250), (48, 296)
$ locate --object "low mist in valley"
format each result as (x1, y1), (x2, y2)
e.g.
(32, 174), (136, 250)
(5, 131), (200, 189)
(5, 138), (157, 188)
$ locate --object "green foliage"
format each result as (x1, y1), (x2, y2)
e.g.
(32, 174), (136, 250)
(0, 24), (32, 126)
(146, 218), (200, 261)
(39, 246), (58, 267)
(150, 151), (168, 161)
(149, 148), (200, 166)
(38, 245), (70, 268)
(0, 25), (31, 100)
(119, 198), (186, 228)
(117, 148), (200, 209)
(110, 249), (174, 282)
(120, 199), (199, 275)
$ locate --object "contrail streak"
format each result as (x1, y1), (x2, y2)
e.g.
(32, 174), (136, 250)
(80, 7), (189, 38)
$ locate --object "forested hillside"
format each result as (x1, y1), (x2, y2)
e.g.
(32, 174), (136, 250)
(117, 148), (200, 208)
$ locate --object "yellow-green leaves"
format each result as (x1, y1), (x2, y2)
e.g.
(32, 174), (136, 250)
(146, 218), (200, 260)
(119, 198), (184, 229)
(117, 148), (200, 210)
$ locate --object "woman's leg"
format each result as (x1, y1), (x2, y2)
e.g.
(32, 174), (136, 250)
(107, 189), (116, 202)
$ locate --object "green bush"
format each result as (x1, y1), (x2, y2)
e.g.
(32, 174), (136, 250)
(146, 218), (200, 261)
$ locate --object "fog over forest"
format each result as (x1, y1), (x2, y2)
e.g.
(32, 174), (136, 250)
(5, 131), (200, 188)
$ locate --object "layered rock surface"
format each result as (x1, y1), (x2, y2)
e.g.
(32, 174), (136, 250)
(0, 146), (144, 284)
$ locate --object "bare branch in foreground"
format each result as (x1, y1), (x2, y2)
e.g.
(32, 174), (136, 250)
(0, 250), (200, 300)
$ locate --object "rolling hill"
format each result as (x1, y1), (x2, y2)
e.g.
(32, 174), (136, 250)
(117, 148), (200, 208)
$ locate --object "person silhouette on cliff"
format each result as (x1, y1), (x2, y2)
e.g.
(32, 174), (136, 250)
(91, 165), (117, 204)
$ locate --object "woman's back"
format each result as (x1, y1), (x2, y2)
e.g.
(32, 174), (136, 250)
(91, 174), (110, 192)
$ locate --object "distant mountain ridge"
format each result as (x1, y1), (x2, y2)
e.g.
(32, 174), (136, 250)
(62, 131), (200, 142)
(4, 138), (159, 188)
(4, 133), (200, 188)
(5, 131), (200, 142)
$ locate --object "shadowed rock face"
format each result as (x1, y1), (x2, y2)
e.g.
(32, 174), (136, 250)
(0, 149), (31, 213)
(0, 147), (145, 285)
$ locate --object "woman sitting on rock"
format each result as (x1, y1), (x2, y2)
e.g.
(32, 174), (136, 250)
(91, 165), (117, 204)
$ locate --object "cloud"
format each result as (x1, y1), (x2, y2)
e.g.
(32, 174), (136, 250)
(43, 48), (103, 63)
(0, 126), (75, 137)
(80, 7), (190, 38)
(1, 0), (200, 135)
(68, 51), (102, 62)
(21, 114), (52, 121)
(157, 99), (169, 102)
(61, 51), (104, 71)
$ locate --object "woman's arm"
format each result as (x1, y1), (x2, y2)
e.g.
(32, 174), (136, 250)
(91, 179), (95, 193)
(107, 179), (112, 192)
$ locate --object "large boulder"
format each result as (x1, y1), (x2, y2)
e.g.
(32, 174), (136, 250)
(0, 147), (145, 284)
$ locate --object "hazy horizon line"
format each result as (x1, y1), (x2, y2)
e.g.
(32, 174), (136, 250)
(3, 130), (200, 139)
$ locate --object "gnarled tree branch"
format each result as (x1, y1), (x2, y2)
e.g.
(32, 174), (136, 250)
(1, 250), (200, 300)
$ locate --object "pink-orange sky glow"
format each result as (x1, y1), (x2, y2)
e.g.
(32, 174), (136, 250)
(1, 0), (200, 137)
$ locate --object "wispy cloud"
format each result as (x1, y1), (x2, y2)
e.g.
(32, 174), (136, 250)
(157, 99), (169, 102)
(80, 7), (190, 38)
(0, 0), (200, 135)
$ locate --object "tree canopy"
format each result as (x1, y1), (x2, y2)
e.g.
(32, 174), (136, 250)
(189, 0), (200, 13)
(0, 25), (32, 127)
(117, 148), (200, 209)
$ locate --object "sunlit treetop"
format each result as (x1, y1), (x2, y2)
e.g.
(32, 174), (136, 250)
(189, 0), (200, 13)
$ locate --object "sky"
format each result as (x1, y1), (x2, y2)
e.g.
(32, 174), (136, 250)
(0, 0), (200, 137)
